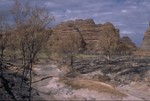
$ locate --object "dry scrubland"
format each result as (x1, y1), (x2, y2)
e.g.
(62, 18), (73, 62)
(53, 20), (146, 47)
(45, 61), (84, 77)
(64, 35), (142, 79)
(61, 78), (127, 97)
(0, 0), (150, 100)
(31, 55), (150, 100)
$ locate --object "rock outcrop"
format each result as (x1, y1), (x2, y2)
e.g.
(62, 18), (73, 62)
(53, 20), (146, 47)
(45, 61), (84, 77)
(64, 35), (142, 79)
(75, 19), (99, 51)
(51, 19), (136, 53)
(121, 36), (136, 51)
(141, 26), (150, 50)
(72, 56), (150, 84)
(0, 69), (43, 100)
(50, 20), (86, 52)
(96, 22), (121, 53)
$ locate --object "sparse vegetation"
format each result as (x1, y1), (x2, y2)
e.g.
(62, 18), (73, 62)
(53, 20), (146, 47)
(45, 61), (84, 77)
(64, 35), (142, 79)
(0, 12), (11, 61)
(11, 0), (53, 100)
(97, 30), (120, 59)
(0, 0), (150, 100)
(61, 78), (127, 97)
(0, 0), (54, 100)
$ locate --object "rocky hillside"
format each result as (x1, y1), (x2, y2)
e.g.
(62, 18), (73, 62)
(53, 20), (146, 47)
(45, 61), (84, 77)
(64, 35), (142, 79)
(0, 66), (43, 100)
(50, 20), (86, 52)
(95, 22), (121, 52)
(141, 26), (150, 50)
(75, 19), (99, 51)
(121, 36), (136, 51)
(51, 19), (136, 53)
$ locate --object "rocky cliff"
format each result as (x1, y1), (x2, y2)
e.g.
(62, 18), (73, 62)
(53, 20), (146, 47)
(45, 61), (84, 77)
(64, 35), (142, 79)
(50, 20), (86, 53)
(75, 19), (98, 51)
(96, 22), (121, 53)
(52, 19), (99, 51)
(51, 19), (136, 54)
(141, 27), (150, 50)
(121, 36), (136, 51)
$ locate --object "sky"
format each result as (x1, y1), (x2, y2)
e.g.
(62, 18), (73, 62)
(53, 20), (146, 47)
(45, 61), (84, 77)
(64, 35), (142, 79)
(0, 0), (150, 47)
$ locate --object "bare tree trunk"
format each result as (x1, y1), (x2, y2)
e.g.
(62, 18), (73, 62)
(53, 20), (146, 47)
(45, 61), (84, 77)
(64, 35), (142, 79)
(29, 63), (32, 101)
(29, 61), (33, 101)
(20, 64), (28, 88)
(1, 49), (3, 60)
(22, 53), (25, 64)
(70, 55), (74, 68)
(0, 48), (5, 61)
(22, 45), (26, 64)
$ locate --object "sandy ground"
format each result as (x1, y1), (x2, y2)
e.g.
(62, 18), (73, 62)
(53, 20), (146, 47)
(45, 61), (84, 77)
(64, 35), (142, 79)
(32, 63), (150, 100)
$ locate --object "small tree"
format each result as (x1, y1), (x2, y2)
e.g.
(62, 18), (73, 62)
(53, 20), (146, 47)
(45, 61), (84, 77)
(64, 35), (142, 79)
(50, 24), (85, 68)
(11, 0), (54, 100)
(98, 31), (119, 60)
(0, 12), (10, 61)
(58, 32), (81, 67)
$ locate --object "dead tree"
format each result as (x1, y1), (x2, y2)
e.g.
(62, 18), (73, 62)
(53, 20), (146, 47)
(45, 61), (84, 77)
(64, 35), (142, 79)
(0, 12), (10, 61)
(11, 0), (54, 100)
(98, 31), (120, 61)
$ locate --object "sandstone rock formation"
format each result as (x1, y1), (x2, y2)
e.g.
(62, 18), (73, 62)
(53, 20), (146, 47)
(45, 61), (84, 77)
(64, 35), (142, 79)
(96, 22), (121, 54)
(51, 19), (136, 54)
(75, 20), (120, 52)
(50, 20), (86, 53)
(121, 36), (136, 51)
(75, 19), (98, 51)
(141, 26), (150, 50)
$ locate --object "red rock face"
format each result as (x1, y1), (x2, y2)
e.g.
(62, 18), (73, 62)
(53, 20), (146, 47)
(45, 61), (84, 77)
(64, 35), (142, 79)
(121, 36), (136, 51)
(75, 19), (99, 51)
(52, 19), (136, 53)
(141, 27), (150, 50)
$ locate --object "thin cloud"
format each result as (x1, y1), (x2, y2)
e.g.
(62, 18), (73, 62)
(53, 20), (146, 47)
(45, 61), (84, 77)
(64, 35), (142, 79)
(1, 0), (150, 46)
(121, 31), (133, 35)
(121, 9), (128, 13)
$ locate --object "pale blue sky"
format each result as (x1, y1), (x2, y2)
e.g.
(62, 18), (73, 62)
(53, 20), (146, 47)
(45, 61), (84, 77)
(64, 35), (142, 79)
(1, 0), (150, 46)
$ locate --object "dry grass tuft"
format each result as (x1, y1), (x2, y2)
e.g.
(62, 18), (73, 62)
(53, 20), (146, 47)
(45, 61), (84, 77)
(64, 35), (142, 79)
(61, 78), (127, 97)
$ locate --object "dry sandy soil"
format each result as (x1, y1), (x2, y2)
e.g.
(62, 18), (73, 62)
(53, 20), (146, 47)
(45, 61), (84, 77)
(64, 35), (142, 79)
(32, 62), (150, 100)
